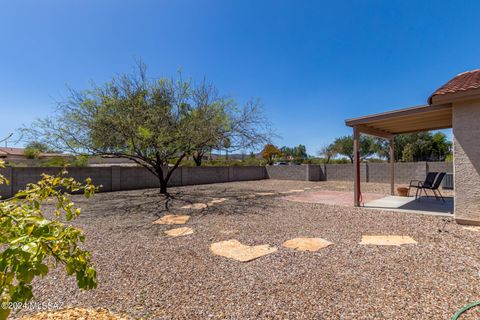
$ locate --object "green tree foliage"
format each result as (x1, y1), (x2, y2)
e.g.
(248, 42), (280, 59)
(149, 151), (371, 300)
(23, 148), (40, 159)
(329, 135), (378, 163)
(280, 144), (308, 163)
(401, 143), (414, 162)
(318, 144), (335, 163)
(376, 132), (452, 161)
(261, 144), (282, 165)
(23, 62), (271, 193)
(25, 141), (52, 153)
(0, 160), (98, 319)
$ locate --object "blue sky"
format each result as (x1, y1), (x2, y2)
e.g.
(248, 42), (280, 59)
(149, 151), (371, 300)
(1, 0), (478, 155)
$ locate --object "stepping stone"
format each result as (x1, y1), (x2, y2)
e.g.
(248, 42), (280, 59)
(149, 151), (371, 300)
(219, 229), (237, 235)
(208, 198), (228, 205)
(463, 226), (480, 232)
(255, 192), (276, 196)
(283, 237), (333, 252)
(165, 227), (194, 237)
(210, 239), (277, 262)
(360, 235), (417, 246)
(181, 203), (208, 210)
(280, 189), (305, 194)
(153, 215), (190, 225)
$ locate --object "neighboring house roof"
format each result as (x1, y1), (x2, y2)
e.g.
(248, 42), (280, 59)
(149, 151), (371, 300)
(0, 147), (26, 157)
(428, 69), (480, 104)
(0, 147), (65, 158)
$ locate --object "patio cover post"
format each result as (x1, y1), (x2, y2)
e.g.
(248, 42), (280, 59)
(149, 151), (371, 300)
(389, 137), (395, 195)
(353, 127), (360, 206)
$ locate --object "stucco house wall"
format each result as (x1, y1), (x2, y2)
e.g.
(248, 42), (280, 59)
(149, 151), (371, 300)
(452, 99), (480, 225)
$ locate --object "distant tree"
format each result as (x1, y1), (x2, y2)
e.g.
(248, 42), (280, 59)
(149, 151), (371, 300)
(262, 144), (282, 165)
(22, 62), (271, 194)
(190, 81), (262, 167)
(401, 143), (414, 162)
(376, 132), (452, 162)
(318, 144), (336, 163)
(431, 132), (452, 161)
(25, 141), (52, 153)
(295, 144), (307, 159)
(330, 135), (377, 163)
(280, 144), (308, 162)
(23, 147), (41, 159)
(223, 137), (231, 161)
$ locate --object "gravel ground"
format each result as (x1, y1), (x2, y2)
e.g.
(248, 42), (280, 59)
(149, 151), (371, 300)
(13, 180), (479, 320)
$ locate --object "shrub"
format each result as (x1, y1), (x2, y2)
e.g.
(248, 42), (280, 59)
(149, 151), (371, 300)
(23, 148), (40, 159)
(39, 157), (69, 167)
(70, 155), (90, 167)
(0, 160), (98, 319)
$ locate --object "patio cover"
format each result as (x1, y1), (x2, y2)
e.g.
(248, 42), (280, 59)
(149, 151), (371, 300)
(345, 103), (452, 206)
(345, 103), (452, 138)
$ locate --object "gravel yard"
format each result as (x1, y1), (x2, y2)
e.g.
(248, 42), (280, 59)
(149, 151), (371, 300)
(14, 180), (479, 319)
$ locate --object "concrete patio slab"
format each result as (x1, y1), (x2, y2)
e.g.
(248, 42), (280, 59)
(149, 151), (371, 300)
(283, 190), (385, 207)
(364, 196), (453, 216)
(210, 239), (277, 262)
(153, 215), (190, 225)
(283, 237), (333, 252)
(360, 235), (417, 246)
(165, 227), (194, 237)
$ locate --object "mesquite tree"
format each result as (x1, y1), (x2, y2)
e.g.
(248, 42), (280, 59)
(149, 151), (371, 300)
(23, 63), (271, 193)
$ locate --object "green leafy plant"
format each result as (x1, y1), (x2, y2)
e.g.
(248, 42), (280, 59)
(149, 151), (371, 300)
(39, 157), (69, 167)
(0, 160), (98, 320)
(23, 148), (41, 159)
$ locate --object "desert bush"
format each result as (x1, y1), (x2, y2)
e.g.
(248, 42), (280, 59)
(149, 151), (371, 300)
(23, 148), (40, 159)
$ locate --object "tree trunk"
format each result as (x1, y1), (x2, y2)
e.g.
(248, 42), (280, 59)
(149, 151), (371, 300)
(193, 157), (202, 166)
(154, 165), (168, 194)
(160, 182), (167, 194)
(193, 153), (203, 166)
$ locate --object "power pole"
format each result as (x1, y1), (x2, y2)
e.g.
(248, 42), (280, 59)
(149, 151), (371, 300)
(0, 133), (13, 148)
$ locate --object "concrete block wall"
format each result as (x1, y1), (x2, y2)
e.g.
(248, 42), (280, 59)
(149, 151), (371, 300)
(306, 165), (324, 181)
(0, 162), (453, 199)
(0, 166), (267, 199)
(265, 165), (307, 181)
(231, 166), (267, 181)
(323, 164), (368, 182)
(452, 99), (480, 225)
(0, 167), (12, 199)
(368, 162), (427, 184)
(427, 162), (453, 174)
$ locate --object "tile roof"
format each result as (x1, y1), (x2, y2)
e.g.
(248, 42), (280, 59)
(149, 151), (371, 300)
(0, 147), (26, 156)
(428, 69), (480, 104)
(0, 147), (66, 158)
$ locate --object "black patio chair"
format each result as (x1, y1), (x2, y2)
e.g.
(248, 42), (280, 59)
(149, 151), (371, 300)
(421, 172), (446, 202)
(408, 172), (437, 198)
(412, 172), (447, 202)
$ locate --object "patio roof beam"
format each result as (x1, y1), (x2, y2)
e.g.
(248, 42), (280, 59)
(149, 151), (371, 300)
(356, 125), (394, 139)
